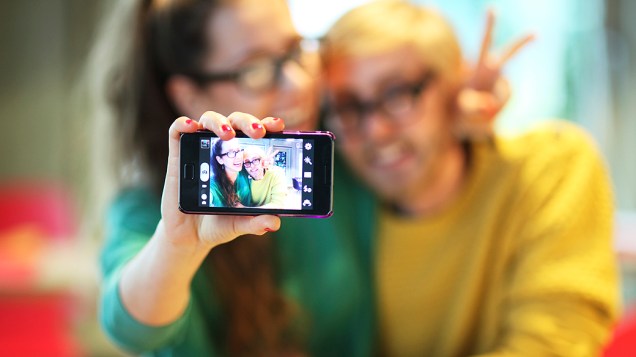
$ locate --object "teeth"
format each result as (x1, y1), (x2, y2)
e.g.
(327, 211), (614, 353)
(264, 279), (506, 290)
(373, 143), (403, 167)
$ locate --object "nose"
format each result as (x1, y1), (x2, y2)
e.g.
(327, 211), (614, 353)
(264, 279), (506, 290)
(362, 110), (394, 144)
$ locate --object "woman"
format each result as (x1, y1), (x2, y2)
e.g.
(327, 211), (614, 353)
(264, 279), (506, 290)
(95, 0), (320, 355)
(209, 138), (252, 207)
(92, 0), (524, 355)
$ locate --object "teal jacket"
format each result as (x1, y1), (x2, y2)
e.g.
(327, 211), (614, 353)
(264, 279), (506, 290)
(99, 157), (378, 356)
(209, 169), (253, 207)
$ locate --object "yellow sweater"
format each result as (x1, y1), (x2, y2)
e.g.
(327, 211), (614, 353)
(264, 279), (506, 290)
(376, 121), (619, 357)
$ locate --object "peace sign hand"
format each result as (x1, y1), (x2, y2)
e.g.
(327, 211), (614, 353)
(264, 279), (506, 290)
(457, 8), (534, 137)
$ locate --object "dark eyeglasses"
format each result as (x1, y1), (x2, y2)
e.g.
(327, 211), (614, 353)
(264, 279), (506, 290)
(243, 158), (262, 168)
(327, 72), (435, 134)
(187, 40), (305, 94)
(220, 148), (243, 158)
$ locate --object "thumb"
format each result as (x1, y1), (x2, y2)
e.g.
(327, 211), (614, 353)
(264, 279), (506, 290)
(231, 215), (281, 236)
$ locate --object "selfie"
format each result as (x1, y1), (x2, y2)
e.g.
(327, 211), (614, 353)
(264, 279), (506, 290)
(179, 131), (334, 217)
(5, 0), (636, 356)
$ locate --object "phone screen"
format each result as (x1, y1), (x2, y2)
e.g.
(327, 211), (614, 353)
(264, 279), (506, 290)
(179, 131), (333, 217)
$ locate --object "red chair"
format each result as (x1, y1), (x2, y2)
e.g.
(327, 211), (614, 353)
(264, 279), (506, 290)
(0, 181), (83, 357)
(0, 182), (75, 240)
(603, 309), (636, 356)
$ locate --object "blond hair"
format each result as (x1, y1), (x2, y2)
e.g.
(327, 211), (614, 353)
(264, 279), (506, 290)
(321, 0), (463, 87)
(243, 146), (266, 159)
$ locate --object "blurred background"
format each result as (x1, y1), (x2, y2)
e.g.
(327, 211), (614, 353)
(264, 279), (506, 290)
(0, 0), (634, 355)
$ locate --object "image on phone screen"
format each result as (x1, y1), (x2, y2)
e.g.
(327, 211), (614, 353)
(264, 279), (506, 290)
(179, 131), (333, 217)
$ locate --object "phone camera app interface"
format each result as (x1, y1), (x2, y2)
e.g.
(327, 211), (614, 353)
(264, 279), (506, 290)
(198, 137), (315, 210)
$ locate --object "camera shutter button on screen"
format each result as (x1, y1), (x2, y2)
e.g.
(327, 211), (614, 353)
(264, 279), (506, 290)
(200, 163), (210, 182)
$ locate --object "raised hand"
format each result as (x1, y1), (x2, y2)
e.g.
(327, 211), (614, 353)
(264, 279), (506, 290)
(119, 112), (285, 326)
(161, 112), (285, 249)
(457, 8), (534, 137)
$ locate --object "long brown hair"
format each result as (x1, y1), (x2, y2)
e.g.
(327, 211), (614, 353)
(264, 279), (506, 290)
(89, 0), (297, 354)
(211, 139), (243, 207)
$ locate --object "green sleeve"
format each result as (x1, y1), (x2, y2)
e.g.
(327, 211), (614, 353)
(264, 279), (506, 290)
(209, 181), (223, 207)
(99, 188), (193, 354)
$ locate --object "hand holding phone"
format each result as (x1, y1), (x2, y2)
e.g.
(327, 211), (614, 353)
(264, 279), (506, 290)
(179, 130), (334, 217)
(160, 112), (287, 254)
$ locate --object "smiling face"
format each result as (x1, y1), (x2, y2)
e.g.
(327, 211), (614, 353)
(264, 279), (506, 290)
(244, 152), (265, 180)
(188, 0), (320, 130)
(321, 1), (466, 209)
(325, 46), (460, 204)
(215, 139), (244, 174)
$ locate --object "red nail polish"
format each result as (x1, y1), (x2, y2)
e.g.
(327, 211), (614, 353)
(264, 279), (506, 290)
(252, 123), (263, 130)
(265, 228), (275, 232)
(185, 119), (192, 124)
(273, 117), (281, 121)
(222, 124), (232, 132)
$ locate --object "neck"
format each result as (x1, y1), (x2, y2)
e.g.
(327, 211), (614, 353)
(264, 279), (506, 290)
(396, 140), (467, 216)
(227, 170), (238, 183)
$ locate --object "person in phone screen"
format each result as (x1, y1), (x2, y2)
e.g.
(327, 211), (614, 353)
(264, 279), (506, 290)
(243, 146), (287, 208)
(209, 138), (252, 207)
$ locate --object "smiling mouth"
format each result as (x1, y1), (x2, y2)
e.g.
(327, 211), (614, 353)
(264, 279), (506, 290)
(370, 142), (408, 169)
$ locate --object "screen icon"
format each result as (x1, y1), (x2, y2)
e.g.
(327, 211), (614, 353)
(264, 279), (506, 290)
(304, 156), (312, 165)
(200, 163), (210, 182)
(304, 143), (312, 150)
(304, 172), (312, 178)
(302, 199), (312, 207)
(303, 185), (312, 193)
(201, 139), (210, 149)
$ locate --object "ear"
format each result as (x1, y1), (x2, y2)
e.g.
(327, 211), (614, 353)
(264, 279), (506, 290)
(165, 75), (204, 118)
(215, 155), (224, 166)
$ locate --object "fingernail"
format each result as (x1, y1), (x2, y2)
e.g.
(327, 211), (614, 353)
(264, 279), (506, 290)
(185, 119), (192, 124)
(221, 124), (232, 132)
(273, 117), (281, 121)
(265, 228), (276, 232)
(252, 123), (263, 130)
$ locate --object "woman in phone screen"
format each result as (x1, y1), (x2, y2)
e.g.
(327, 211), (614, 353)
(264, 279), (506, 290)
(209, 138), (252, 207)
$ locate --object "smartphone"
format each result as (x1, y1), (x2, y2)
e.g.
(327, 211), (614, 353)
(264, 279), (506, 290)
(179, 130), (334, 217)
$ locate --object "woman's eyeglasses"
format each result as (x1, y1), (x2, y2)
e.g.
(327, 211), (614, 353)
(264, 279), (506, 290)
(243, 158), (262, 168)
(220, 149), (243, 158)
(187, 39), (310, 94)
(327, 72), (435, 134)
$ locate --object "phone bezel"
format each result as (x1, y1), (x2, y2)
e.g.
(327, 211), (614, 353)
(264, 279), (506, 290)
(179, 130), (334, 218)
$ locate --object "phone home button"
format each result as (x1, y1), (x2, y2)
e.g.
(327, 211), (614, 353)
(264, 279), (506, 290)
(183, 164), (195, 180)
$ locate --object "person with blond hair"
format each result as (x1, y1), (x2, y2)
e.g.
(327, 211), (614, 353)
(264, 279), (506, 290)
(242, 146), (288, 208)
(317, 0), (619, 355)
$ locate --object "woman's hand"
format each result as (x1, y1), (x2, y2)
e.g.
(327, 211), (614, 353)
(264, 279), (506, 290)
(457, 9), (534, 137)
(161, 111), (285, 250)
(119, 112), (285, 327)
